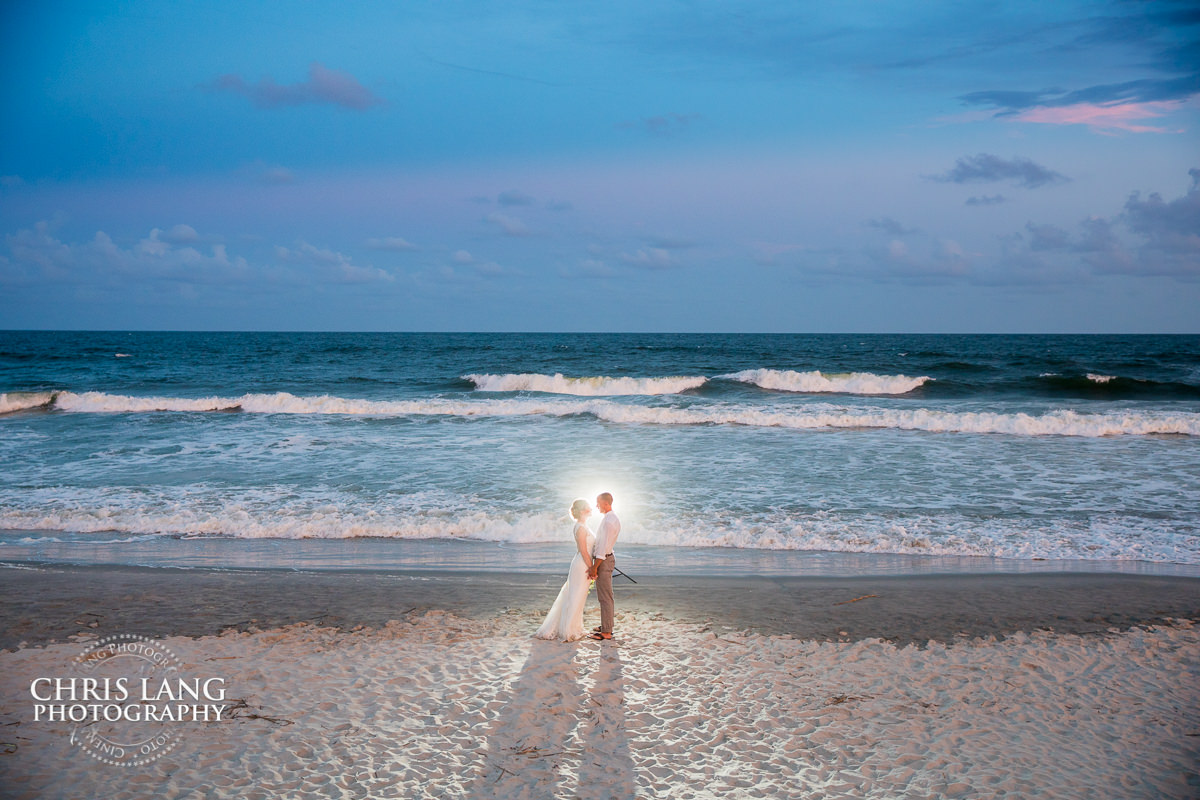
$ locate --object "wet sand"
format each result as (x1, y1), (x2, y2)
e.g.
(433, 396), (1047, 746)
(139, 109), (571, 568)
(3, 562), (1198, 650)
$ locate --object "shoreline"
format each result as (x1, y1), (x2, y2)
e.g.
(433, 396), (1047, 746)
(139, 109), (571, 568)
(4, 533), (1199, 578)
(3, 561), (1198, 651)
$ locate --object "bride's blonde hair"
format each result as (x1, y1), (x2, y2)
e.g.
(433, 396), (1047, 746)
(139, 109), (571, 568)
(569, 498), (590, 520)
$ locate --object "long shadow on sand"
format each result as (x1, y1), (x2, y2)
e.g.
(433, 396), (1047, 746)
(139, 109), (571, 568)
(576, 639), (637, 799)
(463, 636), (638, 799)
(464, 638), (587, 798)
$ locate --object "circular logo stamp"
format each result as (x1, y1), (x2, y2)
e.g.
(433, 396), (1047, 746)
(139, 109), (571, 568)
(29, 633), (227, 767)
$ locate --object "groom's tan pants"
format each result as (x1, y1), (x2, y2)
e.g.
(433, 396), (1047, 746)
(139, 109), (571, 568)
(596, 555), (615, 634)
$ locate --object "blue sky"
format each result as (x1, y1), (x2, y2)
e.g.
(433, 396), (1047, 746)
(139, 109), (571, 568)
(1, 1), (1197, 332)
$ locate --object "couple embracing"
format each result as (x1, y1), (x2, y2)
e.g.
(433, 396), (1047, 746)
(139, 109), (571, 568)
(534, 492), (621, 642)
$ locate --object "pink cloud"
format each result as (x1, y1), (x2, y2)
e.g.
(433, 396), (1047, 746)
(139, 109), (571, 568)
(1011, 101), (1187, 134)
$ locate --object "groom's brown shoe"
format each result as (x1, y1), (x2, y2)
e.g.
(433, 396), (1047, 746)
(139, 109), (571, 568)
(590, 631), (613, 640)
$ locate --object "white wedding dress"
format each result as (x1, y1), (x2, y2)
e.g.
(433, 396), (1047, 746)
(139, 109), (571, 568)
(534, 523), (594, 642)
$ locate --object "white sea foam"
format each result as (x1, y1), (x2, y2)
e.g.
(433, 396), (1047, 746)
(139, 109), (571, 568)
(0, 487), (566, 544)
(584, 402), (1200, 437)
(46, 389), (545, 416)
(1087, 373), (1117, 384)
(38, 391), (1200, 436)
(465, 373), (707, 395)
(2, 534), (162, 546)
(2, 495), (1196, 564)
(0, 392), (56, 414)
(53, 391), (241, 413)
(723, 369), (930, 395)
(646, 511), (1200, 564)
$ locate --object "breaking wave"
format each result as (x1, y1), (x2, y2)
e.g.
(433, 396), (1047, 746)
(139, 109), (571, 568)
(49, 391), (567, 416)
(466, 369), (934, 396)
(0, 391), (56, 414)
(26, 390), (1200, 436)
(723, 369), (930, 395)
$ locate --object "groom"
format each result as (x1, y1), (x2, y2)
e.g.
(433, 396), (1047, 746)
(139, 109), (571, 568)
(588, 492), (621, 640)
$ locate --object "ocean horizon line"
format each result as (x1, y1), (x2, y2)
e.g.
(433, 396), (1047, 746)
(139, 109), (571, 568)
(3, 329), (1200, 336)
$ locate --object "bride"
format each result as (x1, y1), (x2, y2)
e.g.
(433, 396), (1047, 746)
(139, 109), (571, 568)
(534, 499), (595, 641)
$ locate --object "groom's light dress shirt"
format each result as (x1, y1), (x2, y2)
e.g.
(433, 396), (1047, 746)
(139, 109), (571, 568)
(593, 512), (621, 559)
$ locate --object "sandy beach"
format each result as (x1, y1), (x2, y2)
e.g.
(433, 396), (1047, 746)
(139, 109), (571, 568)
(1, 564), (1198, 799)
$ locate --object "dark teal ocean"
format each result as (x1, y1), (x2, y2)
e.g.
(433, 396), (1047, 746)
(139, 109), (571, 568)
(2, 332), (1198, 572)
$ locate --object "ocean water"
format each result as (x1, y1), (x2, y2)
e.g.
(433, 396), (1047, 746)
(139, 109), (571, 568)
(1, 332), (1198, 573)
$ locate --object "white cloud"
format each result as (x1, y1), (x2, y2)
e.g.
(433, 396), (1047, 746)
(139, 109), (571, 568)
(3, 222), (248, 286)
(5, 222), (73, 280)
(276, 241), (394, 283)
(160, 224), (201, 245)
